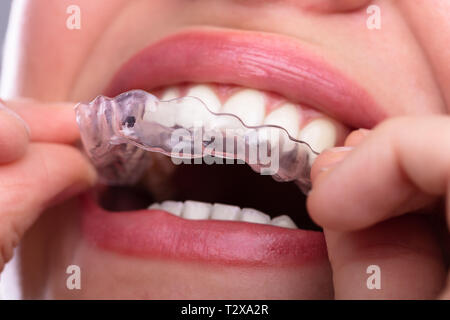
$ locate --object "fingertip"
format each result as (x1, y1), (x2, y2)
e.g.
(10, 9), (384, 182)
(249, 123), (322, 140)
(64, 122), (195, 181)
(28, 143), (97, 209)
(310, 146), (353, 184)
(344, 128), (370, 147)
(307, 187), (343, 230)
(308, 168), (366, 231)
(45, 143), (97, 186)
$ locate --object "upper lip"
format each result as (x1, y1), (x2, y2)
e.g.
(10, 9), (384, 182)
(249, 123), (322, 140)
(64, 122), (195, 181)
(105, 27), (386, 129)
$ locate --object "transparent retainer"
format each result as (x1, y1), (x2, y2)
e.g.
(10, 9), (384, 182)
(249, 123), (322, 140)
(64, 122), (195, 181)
(75, 90), (319, 193)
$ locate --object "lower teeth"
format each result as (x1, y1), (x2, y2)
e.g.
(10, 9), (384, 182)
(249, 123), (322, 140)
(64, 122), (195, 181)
(148, 200), (298, 229)
(98, 163), (322, 231)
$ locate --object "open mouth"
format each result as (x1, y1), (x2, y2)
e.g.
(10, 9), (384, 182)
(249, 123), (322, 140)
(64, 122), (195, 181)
(80, 28), (382, 267)
(98, 82), (349, 230)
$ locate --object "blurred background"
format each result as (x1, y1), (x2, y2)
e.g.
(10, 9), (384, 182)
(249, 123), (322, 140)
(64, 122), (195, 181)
(0, 0), (13, 75)
(0, 0), (12, 45)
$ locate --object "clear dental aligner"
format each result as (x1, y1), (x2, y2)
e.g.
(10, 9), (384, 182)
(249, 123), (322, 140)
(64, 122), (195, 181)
(75, 90), (318, 193)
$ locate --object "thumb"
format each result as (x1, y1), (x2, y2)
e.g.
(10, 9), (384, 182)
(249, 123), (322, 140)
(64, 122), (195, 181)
(0, 143), (96, 270)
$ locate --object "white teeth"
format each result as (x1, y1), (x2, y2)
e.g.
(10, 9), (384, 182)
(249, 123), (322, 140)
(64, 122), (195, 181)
(175, 98), (214, 128)
(154, 85), (338, 158)
(253, 126), (283, 154)
(258, 103), (301, 152)
(161, 87), (180, 101)
(148, 203), (161, 210)
(160, 200), (183, 216)
(148, 200), (298, 229)
(298, 118), (337, 154)
(263, 103), (301, 138)
(221, 89), (266, 126)
(186, 85), (221, 113)
(271, 215), (298, 229)
(176, 85), (222, 128)
(210, 203), (242, 221)
(182, 200), (212, 220)
(144, 87), (179, 127)
(240, 208), (271, 225)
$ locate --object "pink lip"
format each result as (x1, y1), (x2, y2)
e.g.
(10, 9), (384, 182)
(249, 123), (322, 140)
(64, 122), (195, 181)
(106, 28), (386, 129)
(87, 28), (379, 266)
(81, 193), (328, 266)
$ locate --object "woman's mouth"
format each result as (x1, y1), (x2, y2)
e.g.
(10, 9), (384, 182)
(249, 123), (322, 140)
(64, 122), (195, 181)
(81, 28), (382, 267)
(81, 81), (334, 266)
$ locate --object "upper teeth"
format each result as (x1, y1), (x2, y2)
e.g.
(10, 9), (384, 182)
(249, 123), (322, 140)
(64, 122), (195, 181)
(161, 87), (180, 101)
(143, 84), (337, 230)
(221, 89), (266, 126)
(186, 84), (222, 113)
(158, 84), (339, 154)
(148, 200), (298, 229)
(264, 103), (302, 138)
(298, 118), (337, 153)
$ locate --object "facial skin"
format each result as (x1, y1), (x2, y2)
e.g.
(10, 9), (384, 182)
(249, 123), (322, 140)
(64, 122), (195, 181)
(0, 0), (449, 299)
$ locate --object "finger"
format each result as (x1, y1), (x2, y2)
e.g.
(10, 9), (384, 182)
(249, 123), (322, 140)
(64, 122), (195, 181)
(344, 128), (370, 147)
(0, 103), (30, 163)
(308, 116), (450, 231)
(311, 128), (369, 183)
(0, 143), (96, 270)
(325, 215), (446, 299)
(311, 147), (353, 183)
(308, 117), (449, 299)
(2, 99), (79, 143)
(314, 159), (447, 299)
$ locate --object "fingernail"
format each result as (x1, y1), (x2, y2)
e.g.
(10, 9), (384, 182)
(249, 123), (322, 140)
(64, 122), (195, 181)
(325, 146), (354, 153)
(0, 99), (31, 137)
(357, 128), (371, 136)
(311, 147), (353, 186)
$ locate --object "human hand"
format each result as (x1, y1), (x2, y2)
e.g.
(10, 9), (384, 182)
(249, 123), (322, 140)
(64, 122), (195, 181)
(0, 99), (96, 271)
(308, 116), (450, 299)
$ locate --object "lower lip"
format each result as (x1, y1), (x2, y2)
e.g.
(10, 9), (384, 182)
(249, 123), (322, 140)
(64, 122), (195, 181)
(80, 192), (328, 267)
